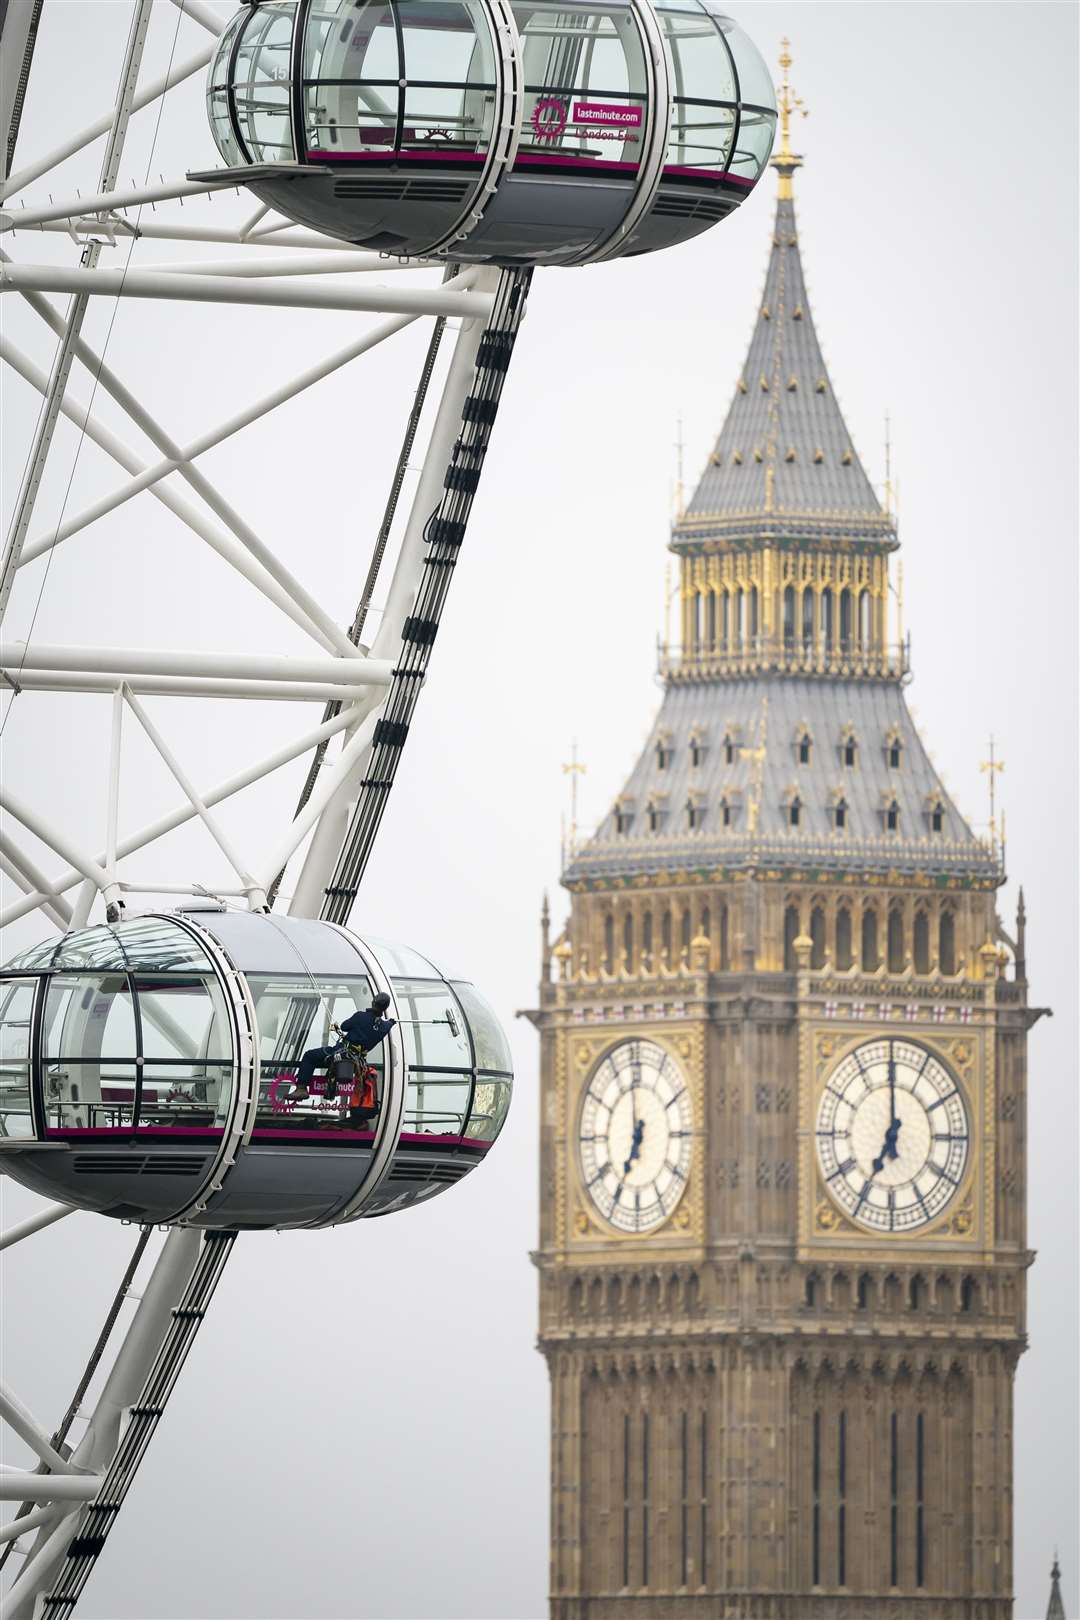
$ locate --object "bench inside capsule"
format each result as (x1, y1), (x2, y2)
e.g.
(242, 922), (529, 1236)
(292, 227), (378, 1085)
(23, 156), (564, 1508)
(0, 913), (512, 1229)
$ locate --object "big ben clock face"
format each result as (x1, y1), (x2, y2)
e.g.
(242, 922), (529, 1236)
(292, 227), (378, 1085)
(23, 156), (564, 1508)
(578, 1039), (693, 1234)
(816, 1037), (970, 1233)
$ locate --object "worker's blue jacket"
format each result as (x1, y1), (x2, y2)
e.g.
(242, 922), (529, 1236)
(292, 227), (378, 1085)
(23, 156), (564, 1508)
(339, 1009), (395, 1052)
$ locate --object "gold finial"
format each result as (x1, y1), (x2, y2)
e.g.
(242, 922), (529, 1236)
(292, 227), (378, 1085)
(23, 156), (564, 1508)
(771, 38), (808, 199)
(979, 735), (1005, 847)
(561, 742), (587, 862)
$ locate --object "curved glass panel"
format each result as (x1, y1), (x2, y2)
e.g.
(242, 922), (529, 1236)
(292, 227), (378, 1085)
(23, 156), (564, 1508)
(450, 981), (512, 1072)
(0, 978), (36, 1139)
(711, 12), (775, 108)
(466, 1075), (511, 1141)
(112, 917), (216, 972)
(206, 9), (246, 165)
(392, 978), (472, 1068)
(248, 973), (387, 1131)
(655, 0), (736, 174)
(234, 1), (297, 163)
(368, 937), (441, 978)
(302, 0), (496, 162)
(3, 937), (63, 970)
(728, 102), (774, 180)
(51, 926), (129, 971)
(43, 974), (138, 1131)
(513, 0), (648, 171)
(405, 1070), (472, 1135)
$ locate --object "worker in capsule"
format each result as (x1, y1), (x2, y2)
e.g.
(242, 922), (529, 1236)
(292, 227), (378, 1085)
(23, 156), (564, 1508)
(290, 992), (396, 1104)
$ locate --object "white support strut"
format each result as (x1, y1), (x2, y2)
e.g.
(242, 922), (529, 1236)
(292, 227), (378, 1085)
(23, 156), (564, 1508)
(0, 0), (155, 627)
(0, 260), (496, 318)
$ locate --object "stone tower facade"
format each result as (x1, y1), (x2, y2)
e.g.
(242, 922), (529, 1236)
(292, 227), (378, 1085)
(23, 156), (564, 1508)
(530, 74), (1043, 1620)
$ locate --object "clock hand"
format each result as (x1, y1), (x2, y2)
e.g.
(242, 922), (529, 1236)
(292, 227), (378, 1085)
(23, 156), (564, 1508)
(871, 1118), (901, 1175)
(623, 1118), (645, 1175)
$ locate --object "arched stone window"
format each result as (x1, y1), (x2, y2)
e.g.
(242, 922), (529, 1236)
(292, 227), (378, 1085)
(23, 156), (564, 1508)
(788, 794), (802, 829)
(784, 905), (800, 970)
(804, 1272), (819, 1307)
(614, 801), (634, 834)
(735, 587), (745, 644)
(885, 798), (900, 832)
(836, 907), (853, 970)
(861, 907), (880, 972)
(858, 588), (871, 647)
(939, 909), (957, 974)
(960, 1276), (977, 1314)
(810, 905), (826, 969)
(720, 795), (733, 828)
(662, 910), (673, 962)
(833, 796), (848, 831)
(700, 906), (710, 941)
(721, 588), (731, 646)
(681, 909), (692, 957)
(839, 587), (852, 649)
(706, 590), (717, 649)
(909, 1274), (926, 1311)
(913, 910), (931, 974)
(887, 907), (905, 973)
(802, 586), (814, 646)
(856, 1273), (872, 1310)
(719, 903), (730, 969)
(840, 727), (857, 768)
(689, 730), (706, 769)
(723, 731), (737, 765)
(749, 585), (760, 640)
(886, 728), (903, 770)
(821, 587), (834, 652)
(796, 727), (812, 765)
(643, 910), (654, 961)
(783, 585), (796, 645)
(603, 913), (615, 973)
(623, 911), (634, 969)
(655, 733), (673, 770)
(693, 591), (703, 649)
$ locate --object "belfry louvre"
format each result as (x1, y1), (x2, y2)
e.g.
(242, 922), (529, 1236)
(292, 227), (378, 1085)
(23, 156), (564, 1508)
(528, 48), (1040, 1620)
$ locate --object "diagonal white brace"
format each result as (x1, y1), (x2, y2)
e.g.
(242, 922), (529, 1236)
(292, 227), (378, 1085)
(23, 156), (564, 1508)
(0, 1204), (76, 1253)
(0, 46), (215, 202)
(1, 331), (351, 655)
(0, 1385), (79, 1476)
(0, 703), (373, 928)
(122, 687), (266, 906)
(4, 266), (364, 662)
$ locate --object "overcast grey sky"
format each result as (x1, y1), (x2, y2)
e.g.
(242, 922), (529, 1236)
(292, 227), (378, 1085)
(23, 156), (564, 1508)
(1, 4), (1077, 1618)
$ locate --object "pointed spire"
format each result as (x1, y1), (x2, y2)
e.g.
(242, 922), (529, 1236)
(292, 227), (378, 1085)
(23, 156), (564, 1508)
(1047, 1554), (1065, 1620)
(677, 49), (893, 543)
(1015, 885), (1027, 983)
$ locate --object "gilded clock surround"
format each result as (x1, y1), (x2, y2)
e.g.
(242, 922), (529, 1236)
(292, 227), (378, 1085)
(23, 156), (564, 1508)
(528, 62), (1043, 1620)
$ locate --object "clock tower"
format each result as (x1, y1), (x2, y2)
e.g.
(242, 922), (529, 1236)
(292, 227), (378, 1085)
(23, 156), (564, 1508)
(530, 52), (1043, 1620)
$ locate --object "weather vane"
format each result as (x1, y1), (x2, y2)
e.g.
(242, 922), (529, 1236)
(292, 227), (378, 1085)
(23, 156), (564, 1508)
(980, 735), (1005, 845)
(772, 37), (808, 174)
(562, 742), (587, 861)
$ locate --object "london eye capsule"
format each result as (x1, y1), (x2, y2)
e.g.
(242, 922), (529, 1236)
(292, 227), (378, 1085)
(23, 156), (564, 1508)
(0, 911), (513, 1229)
(197, 0), (776, 264)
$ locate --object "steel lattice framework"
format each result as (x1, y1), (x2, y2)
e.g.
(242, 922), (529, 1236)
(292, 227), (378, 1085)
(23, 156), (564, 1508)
(0, 3), (534, 1611)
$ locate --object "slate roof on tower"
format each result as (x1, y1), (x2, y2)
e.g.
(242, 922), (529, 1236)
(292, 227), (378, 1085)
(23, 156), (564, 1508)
(673, 155), (895, 547)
